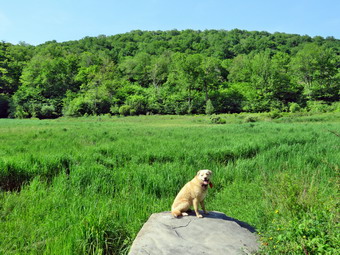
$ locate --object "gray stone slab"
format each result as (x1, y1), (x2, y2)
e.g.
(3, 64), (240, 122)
(129, 211), (259, 255)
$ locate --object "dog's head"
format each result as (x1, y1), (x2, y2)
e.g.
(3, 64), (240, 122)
(196, 169), (213, 187)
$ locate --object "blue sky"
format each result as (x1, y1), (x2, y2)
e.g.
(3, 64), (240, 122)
(1, 0), (339, 45)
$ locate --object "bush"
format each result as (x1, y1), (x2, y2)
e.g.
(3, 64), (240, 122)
(119, 105), (131, 116)
(13, 105), (29, 119)
(129, 109), (137, 116)
(307, 101), (332, 113)
(40, 105), (57, 119)
(63, 97), (93, 117)
(28, 102), (42, 118)
(210, 115), (226, 124)
(332, 102), (340, 112)
(126, 95), (147, 115)
(109, 105), (119, 115)
(209, 88), (244, 114)
(244, 116), (258, 123)
(268, 110), (283, 119)
(205, 99), (215, 115)
(289, 102), (301, 113)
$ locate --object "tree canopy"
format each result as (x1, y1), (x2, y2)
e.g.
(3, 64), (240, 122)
(0, 29), (339, 118)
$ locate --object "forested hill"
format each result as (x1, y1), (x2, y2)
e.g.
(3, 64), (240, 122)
(0, 29), (339, 118)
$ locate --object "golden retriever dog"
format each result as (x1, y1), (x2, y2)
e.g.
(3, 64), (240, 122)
(171, 169), (213, 218)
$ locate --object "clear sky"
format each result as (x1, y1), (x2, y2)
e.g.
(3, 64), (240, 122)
(1, 0), (339, 45)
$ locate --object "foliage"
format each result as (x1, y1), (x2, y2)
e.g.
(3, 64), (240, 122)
(39, 105), (55, 118)
(290, 43), (340, 102)
(306, 100), (334, 113)
(261, 173), (339, 254)
(268, 109), (283, 119)
(289, 102), (301, 113)
(244, 115), (258, 123)
(210, 114), (226, 124)
(126, 94), (147, 115)
(62, 95), (93, 117)
(0, 30), (339, 117)
(205, 99), (215, 115)
(119, 105), (132, 116)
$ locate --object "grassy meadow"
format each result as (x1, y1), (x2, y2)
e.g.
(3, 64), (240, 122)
(0, 113), (339, 254)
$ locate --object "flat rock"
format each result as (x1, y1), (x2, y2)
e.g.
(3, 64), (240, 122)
(129, 211), (259, 255)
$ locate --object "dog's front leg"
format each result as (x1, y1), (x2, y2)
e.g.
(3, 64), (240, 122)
(200, 200), (209, 215)
(193, 198), (203, 218)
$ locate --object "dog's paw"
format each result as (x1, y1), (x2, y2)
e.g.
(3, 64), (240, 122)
(182, 212), (189, 216)
(196, 214), (204, 218)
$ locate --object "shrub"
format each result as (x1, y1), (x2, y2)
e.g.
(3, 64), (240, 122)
(244, 116), (258, 123)
(126, 95), (147, 115)
(205, 99), (215, 115)
(175, 102), (189, 115)
(161, 94), (187, 115)
(210, 115), (226, 124)
(268, 110), (283, 119)
(13, 105), (29, 119)
(289, 102), (301, 113)
(29, 102), (42, 118)
(146, 99), (162, 114)
(119, 105), (131, 116)
(63, 96), (93, 117)
(40, 105), (57, 119)
(129, 109), (137, 116)
(209, 88), (244, 114)
(307, 101), (331, 113)
(109, 105), (119, 115)
(331, 102), (340, 112)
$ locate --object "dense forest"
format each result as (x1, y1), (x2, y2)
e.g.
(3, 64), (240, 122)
(0, 29), (339, 118)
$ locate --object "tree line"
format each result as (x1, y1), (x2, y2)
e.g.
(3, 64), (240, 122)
(0, 29), (339, 118)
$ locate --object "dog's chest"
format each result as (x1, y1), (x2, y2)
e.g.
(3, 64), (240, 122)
(192, 188), (207, 201)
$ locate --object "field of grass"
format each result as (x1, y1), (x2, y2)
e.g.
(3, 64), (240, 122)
(0, 113), (339, 254)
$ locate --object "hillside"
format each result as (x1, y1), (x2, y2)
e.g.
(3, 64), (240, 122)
(0, 29), (339, 118)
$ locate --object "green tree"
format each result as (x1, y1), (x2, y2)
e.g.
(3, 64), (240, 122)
(68, 53), (118, 115)
(228, 51), (301, 112)
(1, 29), (339, 118)
(0, 42), (33, 95)
(149, 52), (171, 94)
(11, 52), (80, 117)
(290, 43), (339, 101)
(201, 57), (224, 102)
(167, 53), (203, 113)
(205, 99), (215, 115)
(119, 52), (151, 87)
(20, 54), (80, 99)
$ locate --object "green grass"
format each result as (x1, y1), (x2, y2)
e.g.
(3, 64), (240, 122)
(0, 113), (339, 254)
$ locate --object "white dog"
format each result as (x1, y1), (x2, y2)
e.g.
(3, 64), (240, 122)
(171, 170), (213, 218)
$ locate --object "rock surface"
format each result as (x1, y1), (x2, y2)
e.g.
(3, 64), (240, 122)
(129, 211), (259, 255)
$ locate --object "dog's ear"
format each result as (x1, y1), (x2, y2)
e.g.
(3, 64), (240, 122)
(196, 170), (202, 176)
(208, 170), (212, 175)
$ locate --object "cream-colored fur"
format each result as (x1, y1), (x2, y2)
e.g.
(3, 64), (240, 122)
(171, 169), (212, 218)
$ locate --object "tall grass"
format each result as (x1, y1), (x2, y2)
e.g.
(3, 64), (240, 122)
(0, 114), (339, 254)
